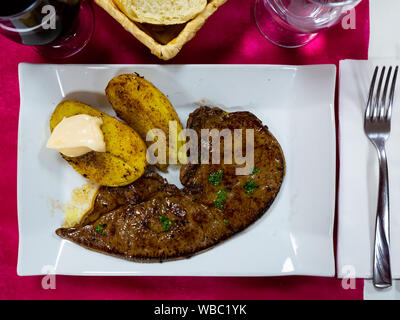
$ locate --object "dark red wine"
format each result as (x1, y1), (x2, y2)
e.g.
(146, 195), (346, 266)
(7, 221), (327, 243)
(0, 0), (37, 17)
(0, 0), (81, 46)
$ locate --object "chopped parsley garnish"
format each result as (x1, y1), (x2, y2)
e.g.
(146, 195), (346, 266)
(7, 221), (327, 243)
(95, 224), (106, 235)
(208, 170), (224, 186)
(214, 189), (227, 210)
(159, 216), (172, 232)
(252, 167), (260, 174)
(223, 219), (229, 226)
(243, 180), (259, 195)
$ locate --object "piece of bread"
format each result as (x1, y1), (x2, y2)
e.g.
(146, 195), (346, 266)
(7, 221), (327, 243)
(94, 0), (228, 60)
(114, 0), (207, 25)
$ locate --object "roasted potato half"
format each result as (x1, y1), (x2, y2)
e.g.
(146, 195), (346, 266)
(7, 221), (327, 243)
(50, 100), (147, 187)
(106, 74), (185, 170)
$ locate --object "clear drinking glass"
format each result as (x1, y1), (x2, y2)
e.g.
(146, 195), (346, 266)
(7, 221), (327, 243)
(0, 0), (94, 59)
(255, 0), (362, 48)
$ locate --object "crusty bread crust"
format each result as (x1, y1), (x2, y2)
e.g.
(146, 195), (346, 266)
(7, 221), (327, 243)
(94, 0), (228, 60)
(113, 0), (208, 25)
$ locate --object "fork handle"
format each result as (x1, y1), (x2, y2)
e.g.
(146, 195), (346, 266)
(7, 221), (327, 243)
(373, 146), (392, 288)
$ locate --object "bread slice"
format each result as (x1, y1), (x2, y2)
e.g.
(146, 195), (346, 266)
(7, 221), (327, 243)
(114, 0), (207, 25)
(94, 0), (228, 60)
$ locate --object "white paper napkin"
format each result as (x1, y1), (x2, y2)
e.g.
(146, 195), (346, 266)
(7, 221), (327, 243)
(337, 59), (400, 279)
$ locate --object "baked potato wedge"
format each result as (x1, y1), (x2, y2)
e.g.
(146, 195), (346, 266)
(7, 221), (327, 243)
(50, 100), (147, 187)
(105, 74), (185, 170)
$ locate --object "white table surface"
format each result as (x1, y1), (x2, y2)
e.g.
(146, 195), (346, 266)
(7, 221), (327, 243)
(364, 0), (400, 300)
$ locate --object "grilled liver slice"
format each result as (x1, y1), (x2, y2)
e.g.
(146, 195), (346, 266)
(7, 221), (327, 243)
(56, 107), (285, 261)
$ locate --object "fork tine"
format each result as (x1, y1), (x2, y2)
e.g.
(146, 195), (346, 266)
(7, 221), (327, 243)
(365, 66), (379, 120)
(373, 67), (386, 120)
(386, 66), (399, 121)
(380, 67), (393, 119)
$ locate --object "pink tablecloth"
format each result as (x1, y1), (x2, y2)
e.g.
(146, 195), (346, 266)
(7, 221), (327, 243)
(0, 0), (369, 299)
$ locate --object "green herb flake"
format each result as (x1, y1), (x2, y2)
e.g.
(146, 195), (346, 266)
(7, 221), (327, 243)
(159, 216), (172, 232)
(223, 219), (229, 226)
(214, 189), (227, 210)
(208, 170), (224, 186)
(95, 224), (106, 235)
(243, 180), (259, 195)
(252, 167), (260, 174)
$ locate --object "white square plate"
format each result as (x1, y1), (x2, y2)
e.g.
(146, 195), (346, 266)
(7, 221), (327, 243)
(17, 64), (336, 276)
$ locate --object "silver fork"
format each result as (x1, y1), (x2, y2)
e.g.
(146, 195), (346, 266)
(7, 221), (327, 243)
(364, 65), (399, 289)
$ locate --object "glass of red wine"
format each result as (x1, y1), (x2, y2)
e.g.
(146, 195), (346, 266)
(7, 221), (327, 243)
(0, 0), (94, 59)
